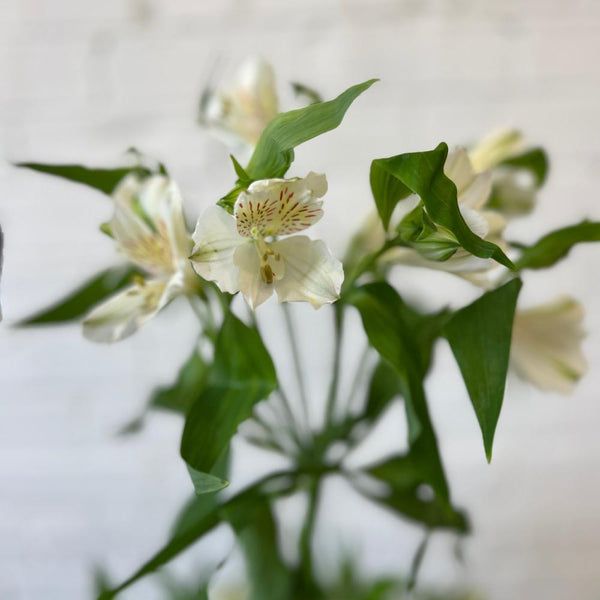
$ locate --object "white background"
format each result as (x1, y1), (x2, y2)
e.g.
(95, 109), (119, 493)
(1, 1), (600, 598)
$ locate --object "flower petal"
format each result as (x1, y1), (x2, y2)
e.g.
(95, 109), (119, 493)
(271, 236), (344, 308)
(82, 278), (172, 343)
(235, 173), (327, 238)
(199, 56), (279, 148)
(233, 243), (276, 309)
(469, 129), (524, 172)
(110, 175), (183, 276)
(190, 206), (245, 294)
(511, 297), (587, 395)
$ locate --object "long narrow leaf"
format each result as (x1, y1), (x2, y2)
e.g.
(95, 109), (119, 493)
(514, 220), (600, 270)
(18, 265), (143, 326)
(15, 163), (151, 195)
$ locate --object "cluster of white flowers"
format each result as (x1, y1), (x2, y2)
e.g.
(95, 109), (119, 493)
(85, 172), (342, 340)
(81, 59), (587, 397)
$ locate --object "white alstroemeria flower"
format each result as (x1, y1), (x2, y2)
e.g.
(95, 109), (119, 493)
(381, 147), (508, 286)
(199, 57), (279, 151)
(190, 172), (343, 309)
(469, 128), (538, 217)
(83, 174), (199, 343)
(511, 297), (587, 395)
(468, 128), (525, 173)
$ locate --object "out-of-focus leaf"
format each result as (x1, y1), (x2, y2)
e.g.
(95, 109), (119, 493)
(17, 265), (143, 326)
(365, 453), (468, 532)
(180, 312), (277, 478)
(370, 144), (514, 269)
(246, 79), (377, 180)
(98, 471), (295, 600)
(14, 163), (151, 195)
(443, 279), (522, 462)
(290, 81), (324, 105)
(514, 220), (600, 270)
(151, 350), (208, 415)
(187, 465), (229, 495)
(224, 495), (292, 600)
(500, 147), (549, 187)
(348, 283), (457, 517)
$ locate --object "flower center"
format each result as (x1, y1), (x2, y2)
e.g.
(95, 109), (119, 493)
(253, 236), (281, 284)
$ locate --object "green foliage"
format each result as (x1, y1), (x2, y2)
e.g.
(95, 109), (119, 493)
(219, 79), (376, 211)
(443, 279), (522, 462)
(98, 471), (295, 600)
(224, 496), (292, 600)
(152, 350), (209, 415)
(514, 220), (600, 270)
(17, 265), (143, 326)
(180, 312), (278, 479)
(290, 81), (324, 105)
(500, 147), (549, 187)
(348, 283), (467, 531)
(370, 144), (514, 268)
(247, 79), (376, 180)
(15, 163), (151, 195)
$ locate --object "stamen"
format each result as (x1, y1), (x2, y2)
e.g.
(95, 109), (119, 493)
(260, 264), (274, 284)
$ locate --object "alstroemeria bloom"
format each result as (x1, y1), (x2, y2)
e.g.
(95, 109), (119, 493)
(469, 128), (538, 218)
(381, 147), (508, 287)
(190, 173), (343, 309)
(199, 56), (278, 152)
(83, 174), (199, 343)
(511, 296), (587, 395)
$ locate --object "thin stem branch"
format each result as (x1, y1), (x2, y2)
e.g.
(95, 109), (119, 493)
(298, 477), (321, 592)
(325, 303), (344, 427)
(282, 303), (312, 439)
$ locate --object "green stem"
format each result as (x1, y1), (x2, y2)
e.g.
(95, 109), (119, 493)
(298, 477), (322, 592)
(282, 303), (312, 440)
(325, 304), (344, 427)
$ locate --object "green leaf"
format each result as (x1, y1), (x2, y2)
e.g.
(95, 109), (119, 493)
(98, 471), (295, 600)
(187, 464), (229, 495)
(180, 313), (277, 476)
(224, 496), (292, 600)
(15, 163), (151, 195)
(370, 143), (514, 269)
(151, 350), (208, 415)
(514, 220), (600, 270)
(97, 500), (220, 600)
(443, 279), (522, 462)
(365, 453), (468, 532)
(500, 147), (549, 187)
(17, 265), (143, 326)
(230, 154), (252, 184)
(246, 79), (377, 181)
(290, 81), (324, 105)
(348, 283), (453, 506)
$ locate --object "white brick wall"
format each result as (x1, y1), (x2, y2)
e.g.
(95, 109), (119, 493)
(2, 1), (600, 598)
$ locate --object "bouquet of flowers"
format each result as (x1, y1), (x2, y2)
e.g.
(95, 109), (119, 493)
(8, 58), (598, 599)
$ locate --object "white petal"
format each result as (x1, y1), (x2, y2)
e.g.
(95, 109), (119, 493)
(235, 173), (327, 237)
(110, 175), (187, 276)
(233, 243), (275, 309)
(271, 236), (344, 308)
(444, 147), (476, 195)
(190, 206), (244, 294)
(459, 205), (489, 238)
(469, 128), (524, 172)
(137, 175), (193, 263)
(458, 170), (493, 210)
(82, 278), (172, 343)
(511, 297), (587, 395)
(199, 57), (279, 148)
